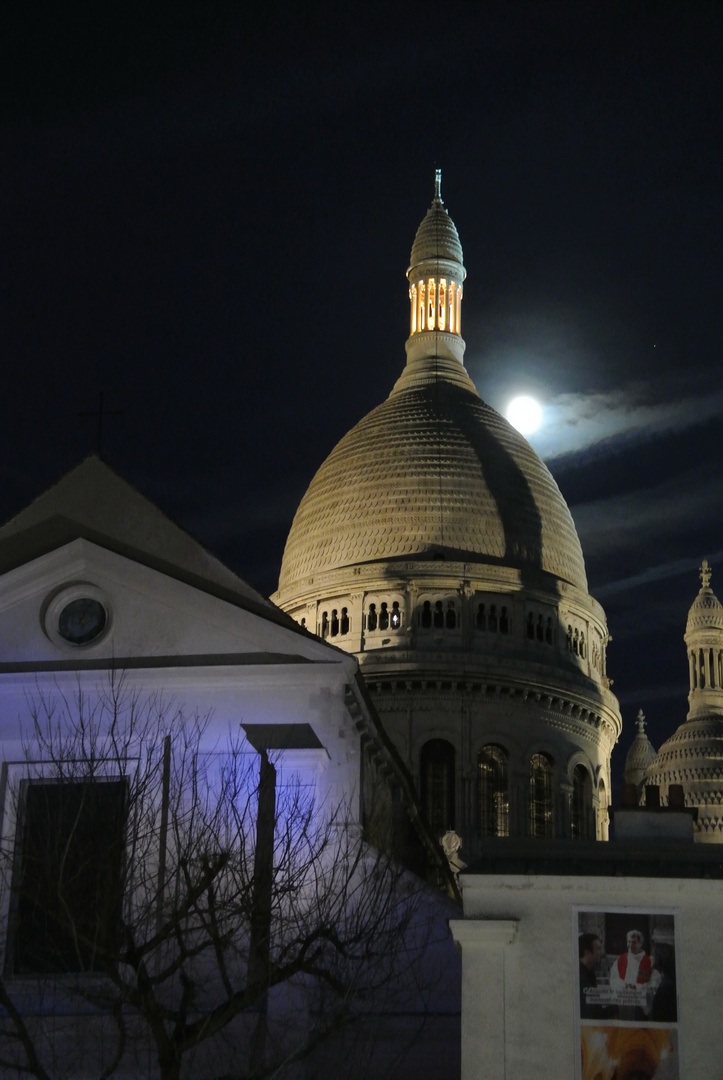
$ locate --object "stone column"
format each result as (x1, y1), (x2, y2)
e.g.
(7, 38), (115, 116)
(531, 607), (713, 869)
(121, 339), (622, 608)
(449, 919), (518, 1080)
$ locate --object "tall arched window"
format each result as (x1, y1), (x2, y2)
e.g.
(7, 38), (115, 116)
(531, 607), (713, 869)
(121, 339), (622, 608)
(478, 745), (509, 837)
(570, 764), (593, 840)
(528, 752), (555, 838)
(420, 739), (455, 834)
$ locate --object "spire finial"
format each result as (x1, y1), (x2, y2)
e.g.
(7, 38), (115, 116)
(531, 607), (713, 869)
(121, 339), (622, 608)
(700, 558), (712, 588)
(434, 168), (442, 201)
(636, 709), (646, 733)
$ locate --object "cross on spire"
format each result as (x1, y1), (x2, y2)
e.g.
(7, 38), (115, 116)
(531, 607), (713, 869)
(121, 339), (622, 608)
(434, 167), (442, 200)
(700, 558), (712, 588)
(78, 392), (125, 456)
(636, 709), (646, 733)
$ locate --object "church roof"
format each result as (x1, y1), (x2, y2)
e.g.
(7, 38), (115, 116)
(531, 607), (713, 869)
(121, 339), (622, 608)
(0, 456), (295, 629)
(277, 374), (587, 592)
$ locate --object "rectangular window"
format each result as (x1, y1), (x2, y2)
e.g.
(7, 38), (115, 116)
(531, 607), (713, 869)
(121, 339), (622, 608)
(8, 779), (126, 975)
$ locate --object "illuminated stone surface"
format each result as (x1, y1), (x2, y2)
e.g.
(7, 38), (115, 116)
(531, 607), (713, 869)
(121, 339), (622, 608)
(274, 177), (622, 856)
(645, 561), (723, 842)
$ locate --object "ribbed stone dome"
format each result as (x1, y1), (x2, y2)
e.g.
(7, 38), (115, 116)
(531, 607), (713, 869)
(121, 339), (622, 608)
(624, 711), (657, 789)
(687, 586), (723, 633)
(278, 368), (588, 593)
(648, 717), (723, 782)
(409, 195), (464, 270)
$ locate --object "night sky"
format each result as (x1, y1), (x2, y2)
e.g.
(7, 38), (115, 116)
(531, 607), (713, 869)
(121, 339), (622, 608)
(3, 3), (722, 787)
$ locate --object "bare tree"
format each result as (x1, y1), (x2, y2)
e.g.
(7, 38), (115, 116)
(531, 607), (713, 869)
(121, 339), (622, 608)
(0, 676), (429, 1080)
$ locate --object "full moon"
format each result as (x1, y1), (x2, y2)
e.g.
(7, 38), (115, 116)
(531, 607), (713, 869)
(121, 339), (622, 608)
(506, 395), (542, 435)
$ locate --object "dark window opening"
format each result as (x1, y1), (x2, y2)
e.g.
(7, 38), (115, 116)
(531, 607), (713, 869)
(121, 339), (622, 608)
(445, 601), (456, 629)
(477, 604), (486, 631)
(367, 604), (377, 632)
(340, 607), (349, 635)
(478, 745), (509, 837)
(420, 739), (455, 833)
(379, 602), (389, 631)
(571, 764), (593, 841)
(528, 753), (554, 838)
(488, 605), (497, 633)
(527, 613), (535, 639)
(500, 606), (509, 634)
(433, 601), (444, 629)
(421, 601), (432, 629)
(321, 612), (329, 638)
(390, 602), (401, 629)
(9, 779), (126, 975)
(330, 609), (339, 637)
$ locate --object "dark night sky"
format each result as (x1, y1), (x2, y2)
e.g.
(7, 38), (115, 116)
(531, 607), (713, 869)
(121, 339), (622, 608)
(2, 2), (722, 786)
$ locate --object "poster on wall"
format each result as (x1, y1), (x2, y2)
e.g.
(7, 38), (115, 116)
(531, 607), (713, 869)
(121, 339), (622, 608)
(574, 908), (680, 1080)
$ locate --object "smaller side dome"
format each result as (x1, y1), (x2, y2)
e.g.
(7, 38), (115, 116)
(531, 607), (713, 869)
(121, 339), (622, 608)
(623, 709), (657, 793)
(686, 559), (723, 634)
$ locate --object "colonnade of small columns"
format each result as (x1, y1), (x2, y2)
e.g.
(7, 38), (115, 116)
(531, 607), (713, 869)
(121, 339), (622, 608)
(689, 646), (723, 691)
(409, 276), (463, 335)
(300, 589), (607, 680)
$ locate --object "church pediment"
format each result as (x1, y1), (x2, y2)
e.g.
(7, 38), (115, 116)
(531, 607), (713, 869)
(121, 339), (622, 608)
(0, 537), (342, 669)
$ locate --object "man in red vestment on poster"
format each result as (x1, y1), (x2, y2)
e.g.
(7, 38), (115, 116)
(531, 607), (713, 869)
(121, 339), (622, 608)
(610, 929), (653, 988)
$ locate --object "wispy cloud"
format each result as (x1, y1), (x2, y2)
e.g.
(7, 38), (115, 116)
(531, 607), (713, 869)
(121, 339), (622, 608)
(572, 468), (723, 562)
(531, 379), (723, 461)
(592, 553), (723, 599)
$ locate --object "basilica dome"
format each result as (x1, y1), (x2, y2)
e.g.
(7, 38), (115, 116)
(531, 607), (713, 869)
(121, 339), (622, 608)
(278, 175), (586, 596)
(277, 373), (587, 594)
(273, 173), (620, 851)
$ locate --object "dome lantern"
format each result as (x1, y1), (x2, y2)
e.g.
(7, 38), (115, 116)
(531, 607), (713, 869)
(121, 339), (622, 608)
(406, 170), (467, 367)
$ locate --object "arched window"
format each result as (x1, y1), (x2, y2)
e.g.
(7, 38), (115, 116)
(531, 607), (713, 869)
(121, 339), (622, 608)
(527, 613), (535, 639)
(321, 611), (329, 639)
(420, 740), (455, 834)
(379, 602), (389, 631)
(421, 601), (432, 628)
(367, 604), (377, 632)
(571, 764), (593, 840)
(477, 604), (486, 630)
(433, 601), (444, 629)
(500, 606), (509, 634)
(340, 607), (350, 635)
(528, 753), (555, 838)
(390, 601), (401, 629)
(478, 745), (509, 837)
(330, 609), (339, 637)
(445, 601), (456, 629)
(488, 605), (498, 633)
